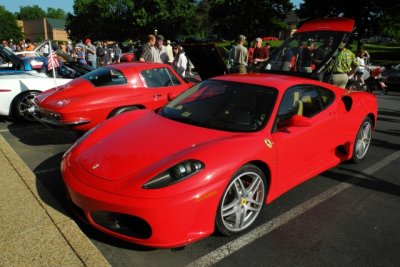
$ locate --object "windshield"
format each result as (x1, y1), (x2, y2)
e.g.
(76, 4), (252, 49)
(160, 80), (278, 132)
(261, 30), (351, 79)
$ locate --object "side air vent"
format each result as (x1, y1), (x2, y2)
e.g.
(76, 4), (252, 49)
(341, 96), (353, 111)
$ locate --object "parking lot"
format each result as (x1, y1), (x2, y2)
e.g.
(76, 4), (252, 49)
(1, 91), (400, 266)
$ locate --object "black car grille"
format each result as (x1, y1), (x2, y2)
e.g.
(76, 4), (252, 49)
(90, 211), (152, 239)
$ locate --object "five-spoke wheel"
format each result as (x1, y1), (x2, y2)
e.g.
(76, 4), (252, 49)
(216, 164), (266, 236)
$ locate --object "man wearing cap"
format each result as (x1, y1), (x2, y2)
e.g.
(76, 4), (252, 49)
(85, 38), (97, 68)
(229, 35), (248, 74)
(329, 42), (358, 88)
(152, 35), (168, 63)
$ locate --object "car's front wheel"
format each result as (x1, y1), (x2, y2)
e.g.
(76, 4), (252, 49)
(216, 164), (266, 236)
(12, 91), (39, 122)
(351, 117), (373, 163)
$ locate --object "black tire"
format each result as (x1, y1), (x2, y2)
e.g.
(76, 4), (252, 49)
(351, 117), (373, 163)
(107, 106), (139, 119)
(215, 164), (266, 236)
(12, 91), (39, 122)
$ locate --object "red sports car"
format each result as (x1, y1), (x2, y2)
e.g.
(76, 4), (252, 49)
(61, 18), (378, 248)
(33, 63), (192, 131)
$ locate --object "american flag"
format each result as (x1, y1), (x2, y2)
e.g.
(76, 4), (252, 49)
(47, 50), (60, 71)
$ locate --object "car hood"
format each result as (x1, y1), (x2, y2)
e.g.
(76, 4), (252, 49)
(182, 43), (229, 80)
(182, 18), (355, 80)
(76, 110), (238, 182)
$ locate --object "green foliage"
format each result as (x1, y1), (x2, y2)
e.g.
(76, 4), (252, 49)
(208, 0), (293, 40)
(17, 5), (46, 20)
(0, 6), (23, 41)
(297, 0), (400, 48)
(66, 0), (196, 42)
(46, 8), (66, 19)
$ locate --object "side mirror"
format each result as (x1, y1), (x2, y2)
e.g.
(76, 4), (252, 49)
(277, 115), (312, 129)
(288, 115), (312, 127)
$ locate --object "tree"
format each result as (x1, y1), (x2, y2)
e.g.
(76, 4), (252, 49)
(0, 6), (23, 41)
(46, 8), (66, 19)
(66, 0), (196, 42)
(16, 5), (46, 20)
(297, 0), (400, 48)
(208, 0), (293, 41)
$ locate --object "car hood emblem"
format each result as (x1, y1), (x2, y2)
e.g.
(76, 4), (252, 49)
(92, 163), (100, 170)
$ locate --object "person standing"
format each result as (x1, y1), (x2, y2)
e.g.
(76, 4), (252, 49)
(165, 40), (174, 64)
(85, 39), (97, 68)
(251, 37), (269, 72)
(172, 45), (188, 77)
(25, 39), (35, 51)
(329, 42), (359, 88)
(247, 39), (257, 71)
(1, 39), (12, 52)
(137, 35), (156, 62)
(113, 42), (122, 63)
(230, 35), (248, 74)
(152, 35), (168, 63)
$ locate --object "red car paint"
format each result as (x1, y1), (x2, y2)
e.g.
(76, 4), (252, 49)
(61, 18), (378, 248)
(34, 62), (192, 131)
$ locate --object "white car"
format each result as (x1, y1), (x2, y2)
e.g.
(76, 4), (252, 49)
(0, 71), (71, 121)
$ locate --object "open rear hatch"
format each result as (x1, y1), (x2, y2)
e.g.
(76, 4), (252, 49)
(182, 18), (355, 82)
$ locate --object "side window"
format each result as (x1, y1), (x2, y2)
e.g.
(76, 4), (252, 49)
(141, 67), (182, 88)
(82, 67), (127, 87)
(317, 87), (335, 107)
(276, 85), (329, 124)
(276, 86), (303, 123)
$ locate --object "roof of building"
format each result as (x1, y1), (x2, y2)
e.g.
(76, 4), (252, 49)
(46, 18), (66, 30)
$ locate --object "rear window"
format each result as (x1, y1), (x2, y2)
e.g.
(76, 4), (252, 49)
(81, 67), (127, 87)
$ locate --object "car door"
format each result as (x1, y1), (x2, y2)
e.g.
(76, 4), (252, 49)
(140, 67), (190, 109)
(271, 85), (336, 194)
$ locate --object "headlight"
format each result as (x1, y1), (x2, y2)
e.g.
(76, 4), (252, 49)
(142, 160), (204, 189)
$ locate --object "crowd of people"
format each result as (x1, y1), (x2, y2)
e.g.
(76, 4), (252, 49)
(2, 33), (375, 90)
(1, 34), (193, 77)
(227, 33), (375, 90)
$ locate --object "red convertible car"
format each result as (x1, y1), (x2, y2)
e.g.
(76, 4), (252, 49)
(33, 63), (192, 131)
(61, 18), (378, 248)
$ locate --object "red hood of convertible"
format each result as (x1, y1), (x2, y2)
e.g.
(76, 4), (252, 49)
(76, 110), (235, 182)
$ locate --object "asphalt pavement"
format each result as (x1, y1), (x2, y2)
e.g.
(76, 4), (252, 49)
(0, 134), (110, 266)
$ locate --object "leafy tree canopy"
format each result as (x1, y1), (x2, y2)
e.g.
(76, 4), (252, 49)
(208, 0), (293, 41)
(16, 5), (46, 20)
(297, 0), (400, 46)
(46, 8), (67, 19)
(66, 0), (196, 42)
(0, 5), (23, 41)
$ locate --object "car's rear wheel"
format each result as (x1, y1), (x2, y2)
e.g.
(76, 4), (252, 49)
(107, 106), (139, 118)
(351, 117), (373, 163)
(216, 164), (266, 236)
(12, 91), (39, 122)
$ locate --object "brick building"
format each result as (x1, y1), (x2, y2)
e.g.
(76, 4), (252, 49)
(19, 18), (68, 42)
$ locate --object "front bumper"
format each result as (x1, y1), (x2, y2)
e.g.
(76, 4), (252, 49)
(61, 157), (220, 248)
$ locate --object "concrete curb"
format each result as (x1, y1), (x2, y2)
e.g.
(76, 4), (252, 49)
(0, 134), (110, 266)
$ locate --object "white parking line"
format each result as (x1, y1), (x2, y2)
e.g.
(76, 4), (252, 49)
(187, 151), (400, 267)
